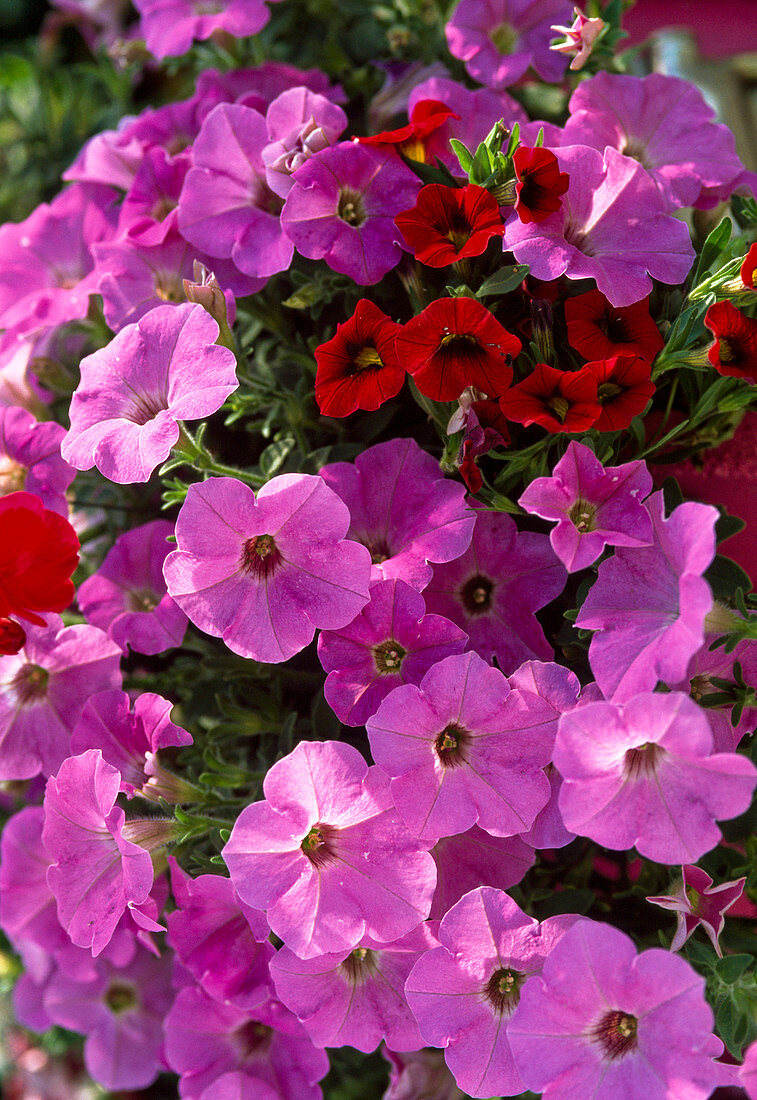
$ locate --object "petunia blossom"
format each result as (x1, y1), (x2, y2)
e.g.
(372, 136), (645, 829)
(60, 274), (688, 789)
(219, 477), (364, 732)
(575, 491), (717, 701)
(262, 85), (348, 199)
(429, 826), (535, 920)
(394, 184), (504, 267)
(499, 361), (600, 433)
(424, 507), (565, 673)
(314, 298), (404, 418)
(0, 407), (75, 515)
(518, 441), (653, 572)
(366, 651), (553, 844)
(222, 739), (436, 959)
(318, 578), (467, 727)
(554, 691), (757, 864)
(134, 0), (273, 61)
(564, 289), (663, 363)
(647, 864), (746, 957)
(503, 144), (695, 307)
(76, 519), (187, 655)
(513, 146), (569, 224)
(270, 922), (438, 1053)
(319, 437), (475, 591)
(61, 302), (239, 484)
(508, 919), (725, 1100)
(163, 473), (371, 663)
(445, 0), (573, 88)
(405, 888), (579, 1098)
(704, 299), (757, 383)
(0, 491), (79, 625)
(281, 142), (421, 285)
(584, 354), (656, 431)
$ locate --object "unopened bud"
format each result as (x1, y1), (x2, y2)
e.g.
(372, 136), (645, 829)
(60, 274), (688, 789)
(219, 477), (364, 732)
(531, 299), (555, 365)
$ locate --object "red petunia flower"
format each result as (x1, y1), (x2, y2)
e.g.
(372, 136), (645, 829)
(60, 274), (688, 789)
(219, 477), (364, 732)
(453, 396), (511, 492)
(394, 184), (504, 267)
(498, 362), (600, 433)
(583, 355), (656, 431)
(513, 146), (569, 224)
(564, 289), (663, 363)
(395, 296), (520, 402)
(741, 243), (757, 291)
(314, 299), (405, 417)
(0, 491), (79, 626)
(357, 100), (460, 164)
(0, 617), (26, 655)
(704, 300), (757, 382)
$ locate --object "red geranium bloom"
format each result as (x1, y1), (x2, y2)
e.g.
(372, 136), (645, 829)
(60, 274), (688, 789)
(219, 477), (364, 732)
(395, 296), (520, 401)
(314, 299), (405, 417)
(583, 355), (656, 431)
(357, 100), (460, 164)
(564, 289), (663, 363)
(704, 300), (757, 382)
(394, 184), (504, 267)
(741, 243), (757, 290)
(0, 491), (79, 626)
(499, 362), (600, 433)
(513, 146), (569, 224)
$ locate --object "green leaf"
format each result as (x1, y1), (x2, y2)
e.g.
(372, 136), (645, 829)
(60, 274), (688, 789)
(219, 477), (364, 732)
(715, 508), (747, 545)
(477, 264), (530, 299)
(397, 151), (459, 188)
(715, 954), (753, 984)
(449, 138), (473, 173)
(259, 437), (294, 479)
(470, 140), (494, 185)
(705, 553), (753, 604)
(692, 217), (732, 287)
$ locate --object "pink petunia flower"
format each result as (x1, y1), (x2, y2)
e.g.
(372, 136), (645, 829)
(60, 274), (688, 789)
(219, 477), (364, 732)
(563, 72), (756, 211)
(445, 0), (574, 88)
(366, 651), (553, 844)
(77, 519), (188, 655)
(61, 302), (239, 484)
(0, 406), (75, 516)
(317, 578), (467, 727)
(163, 473), (371, 663)
(222, 739), (436, 959)
(405, 888), (579, 1098)
(270, 922), (439, 1053)
(134, 0), (274, 60)
(503, 144), (695, 307)
(0, 615), (122, 781)
(554, 691), (756, 864)
(423, 508), (565, 673)
(647, 864), (746, 957)
(508, 920), (725, 1100)
(262, 85), (348, 199)
(42, 749), (165, 955)
(429, 826), (535, 920)
(320, 438), (475, 592)
(281, 142), (420, 285)
(518, 440), (653, 572)
(575, 491), (717, 701)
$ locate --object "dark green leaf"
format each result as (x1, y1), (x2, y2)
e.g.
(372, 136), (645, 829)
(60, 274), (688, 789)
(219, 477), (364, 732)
(715, 954), (753, 984)
(477, 264), (530, 299)
(692, 217), (732, 286)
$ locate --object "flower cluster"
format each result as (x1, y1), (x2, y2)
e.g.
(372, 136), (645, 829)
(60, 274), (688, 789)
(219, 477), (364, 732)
(1, 0), (757, 1097)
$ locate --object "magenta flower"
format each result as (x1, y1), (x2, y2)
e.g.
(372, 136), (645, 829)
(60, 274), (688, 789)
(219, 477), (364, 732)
(423, 508), (565, 674)
(430, 826), (535, 920)
(518, 441), (653, 572)
(263, 85), (348, 198)
(69, 690), (192, 799)
(281, 142), (420, 285)
(0, 615), (122, 781)
(163, 473), (371, 663)
(0, 406), (75, 516)
(405, 888), (579, 1098)
(0, 182), (118, 338)
(77, 519), (187, 655)
(270, 922), (438, 1053)
(42, 750), (158, 954)
(320, 438), (475, 592)
(367, 651), (552, 843)
(167, 862), (274, 1010)
(134, 0), (273, 60)
(178, 103), (294, 280)
(383, 1048), (463, 1100)
(164, 987), (328, 1100)
(317, 578), (467, 727)
(742, 1041), (757, 1099)
(445, 0), (573, 88)
(575, 492), (718, 701)
(554, 692), (757, 864)
(62, 302), (238, 484)
(503, 144), (695, 307)
(509, 920), (724, 1100)
(223, 740), (436, 959)
(42, 940), (173, 1092)
(563, 72), (755, 211)
(647, 864), (746, 957)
